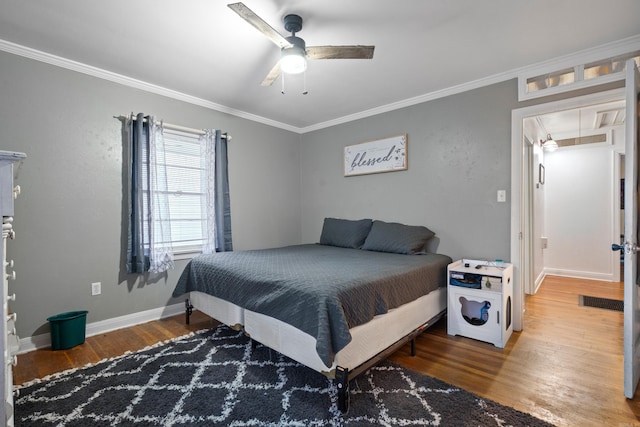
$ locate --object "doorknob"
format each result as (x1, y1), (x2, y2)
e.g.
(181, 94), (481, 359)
(612, 242), (639, 254)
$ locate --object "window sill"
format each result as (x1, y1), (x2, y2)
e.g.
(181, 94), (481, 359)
(173, 249), (202, 261)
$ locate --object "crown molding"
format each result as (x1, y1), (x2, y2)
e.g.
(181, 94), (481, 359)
(1, 34), (639, 135)
(0, 39), (301, 133)
(299, 69), (518, 133)
(301, 34), (640, 133)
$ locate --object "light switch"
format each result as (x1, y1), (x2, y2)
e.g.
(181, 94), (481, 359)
(497, 190), (506, 202)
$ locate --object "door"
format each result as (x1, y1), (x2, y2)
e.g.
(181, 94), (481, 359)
(623, 58), (640, 399)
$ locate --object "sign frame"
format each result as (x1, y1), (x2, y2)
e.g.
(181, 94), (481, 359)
(344, 134), (408, 177)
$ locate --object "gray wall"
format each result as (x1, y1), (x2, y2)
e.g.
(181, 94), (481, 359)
(1, 47), (624, 341)
(0, 51), (301, 339)
(300, 81), (519, 262)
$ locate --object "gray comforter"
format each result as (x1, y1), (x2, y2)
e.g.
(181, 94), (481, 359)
(173, 244), (451, 366)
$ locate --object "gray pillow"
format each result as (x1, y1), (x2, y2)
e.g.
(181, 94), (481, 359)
(361, 220), (435, 254)
(319, 217), (373, 249)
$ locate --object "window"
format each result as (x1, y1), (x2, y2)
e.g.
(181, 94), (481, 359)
(126, 113), (232, 274)
(142, 129), (208, 256)
(526, 67), (575, 93)
(584, 53), (640, 80)
(519, 49), (640, 101)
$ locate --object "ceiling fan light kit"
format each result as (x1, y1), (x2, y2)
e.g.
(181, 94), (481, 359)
(227, 2), (375, 90)
(280, 48), (307, 74)
(280, 35), (307, 74)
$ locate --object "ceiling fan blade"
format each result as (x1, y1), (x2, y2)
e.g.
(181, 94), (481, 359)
(228, 2), (292, 49)
(306, 46), (375, 60)
(261, 62), (282, 86)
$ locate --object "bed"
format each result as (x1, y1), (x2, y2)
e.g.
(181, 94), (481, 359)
(172, 218), (452, 411)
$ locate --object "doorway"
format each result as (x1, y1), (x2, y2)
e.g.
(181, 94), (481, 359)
(510, 88), (626, 331)
(526, 101), (624, 286)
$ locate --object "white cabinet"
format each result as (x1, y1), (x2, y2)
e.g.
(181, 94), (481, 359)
(447, 259), (513, 348)
(0, 151), (25, 427)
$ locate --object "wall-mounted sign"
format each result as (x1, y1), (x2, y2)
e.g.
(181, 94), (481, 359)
(344, 134), (407, 177)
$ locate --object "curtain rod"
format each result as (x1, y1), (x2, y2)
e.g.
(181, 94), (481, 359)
(114, 115), (231, 140)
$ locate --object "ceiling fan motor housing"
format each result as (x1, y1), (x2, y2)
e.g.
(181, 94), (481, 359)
(283, 14), (303, 34)
(285, 35), (306, 51)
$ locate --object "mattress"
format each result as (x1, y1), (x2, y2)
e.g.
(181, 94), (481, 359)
(187, 288), (446, 375)
(174, 244), (451, 366)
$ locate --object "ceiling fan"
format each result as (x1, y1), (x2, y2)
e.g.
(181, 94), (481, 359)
(228, 2), (375, 87)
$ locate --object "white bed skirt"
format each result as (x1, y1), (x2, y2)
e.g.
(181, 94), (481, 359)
(188, 287), (446, 376)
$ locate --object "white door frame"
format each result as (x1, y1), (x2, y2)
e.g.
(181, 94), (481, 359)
(510, 88), (625, 331)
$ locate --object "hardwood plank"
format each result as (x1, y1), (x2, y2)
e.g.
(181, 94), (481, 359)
(389, 275), (637, 427)
(13, 276), (640, 426)
(13, 310), (217, 385)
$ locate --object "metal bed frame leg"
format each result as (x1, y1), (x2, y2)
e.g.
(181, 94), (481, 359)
(185, 298), (193, 325)
(335, 337), (417, 413)
(332, 309), (446, 413)
(335, 366), (350, 413)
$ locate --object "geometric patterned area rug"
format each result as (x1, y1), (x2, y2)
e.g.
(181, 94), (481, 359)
(15, 325), (554, 426)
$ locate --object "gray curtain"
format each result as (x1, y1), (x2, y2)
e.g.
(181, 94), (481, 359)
(216, 131), (233, 252)
(201, 129), (233, 254)
(126, 113), (148, 273)
(125, 112), (175, 274)
(214, 131), (233, 252)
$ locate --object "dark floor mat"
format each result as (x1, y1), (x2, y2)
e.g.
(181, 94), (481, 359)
(579, 295), (623, 312)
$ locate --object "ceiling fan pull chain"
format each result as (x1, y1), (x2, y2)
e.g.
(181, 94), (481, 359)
(281, 72), (285, 95)
(303, 70), (308, 95)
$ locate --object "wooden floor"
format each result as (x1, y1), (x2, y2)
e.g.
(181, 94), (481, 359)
(390, 275), (638, 427)
(14, 276), (640, 426)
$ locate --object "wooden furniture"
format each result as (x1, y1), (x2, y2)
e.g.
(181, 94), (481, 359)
(0, 150), (25, 427)
(447, 259), (513, 348)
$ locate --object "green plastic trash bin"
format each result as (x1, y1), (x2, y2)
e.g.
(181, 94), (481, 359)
(47, 310), (88, 350)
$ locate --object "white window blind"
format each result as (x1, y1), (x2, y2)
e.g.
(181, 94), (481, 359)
(142, 128), (209, 254)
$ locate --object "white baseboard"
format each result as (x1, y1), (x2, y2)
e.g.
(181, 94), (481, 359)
(533, 270), (546, 294)
(543, 267), (615, 283)
(18, 302), (186, 354)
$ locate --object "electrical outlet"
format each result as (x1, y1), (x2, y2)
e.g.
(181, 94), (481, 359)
(497, 190), (506, 202)
(91, 282), (101, 296)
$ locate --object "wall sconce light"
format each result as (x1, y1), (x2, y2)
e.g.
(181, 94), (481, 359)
(541, 134), (558, 151)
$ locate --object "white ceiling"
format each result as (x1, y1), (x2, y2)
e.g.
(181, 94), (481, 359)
(0, 0), (639, 132)
(524, 100), (626, 146)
